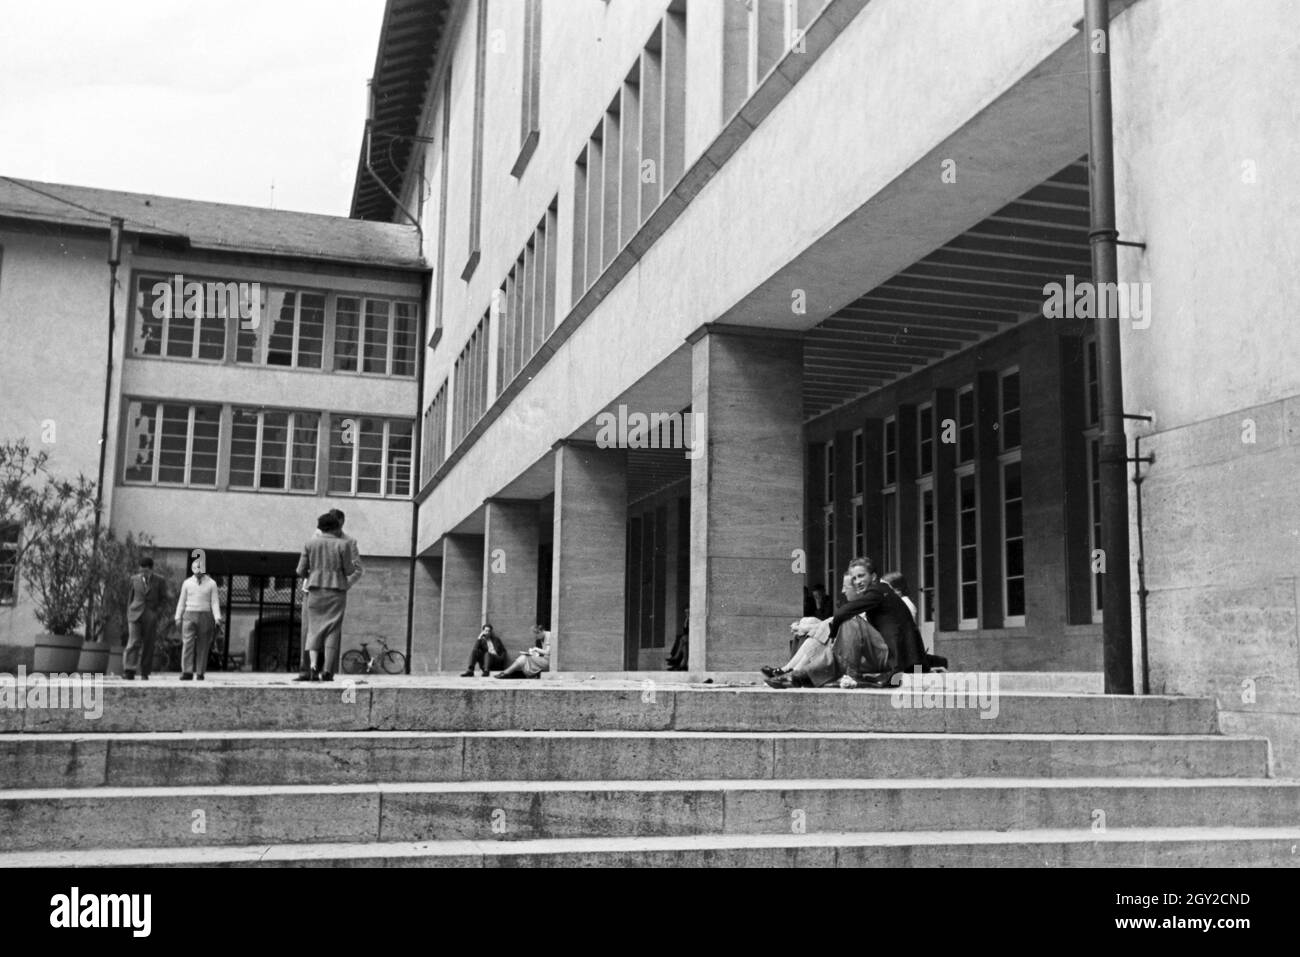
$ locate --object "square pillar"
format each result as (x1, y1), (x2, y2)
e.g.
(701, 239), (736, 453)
(551, 442), (627, 671)
(689, 326), (804, 670)
(482, 499), (540, 656)
(439, 533), (484, 672)
(410, 555), (442, 674)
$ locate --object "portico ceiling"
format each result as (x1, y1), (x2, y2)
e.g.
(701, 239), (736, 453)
(803, 157), (1092, 419)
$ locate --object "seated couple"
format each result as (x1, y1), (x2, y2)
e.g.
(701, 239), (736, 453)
(461, 623), (552, 678)
(761, 557), (932, 689)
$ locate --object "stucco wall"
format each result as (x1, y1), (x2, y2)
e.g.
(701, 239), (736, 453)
(1113, 0), (1300, 772)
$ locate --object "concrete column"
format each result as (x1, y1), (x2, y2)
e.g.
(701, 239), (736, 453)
(410, 555), (442, 674)
(439, 534), (484, 672)
(689, 327), (804, 671)
(482, 499), (540, 656)
(551, 442), (627, 671)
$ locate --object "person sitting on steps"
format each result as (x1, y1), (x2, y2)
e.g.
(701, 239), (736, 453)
(495, 625), (551, 679)
(461, 624), (505, 676)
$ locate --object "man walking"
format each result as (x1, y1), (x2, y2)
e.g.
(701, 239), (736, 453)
(123, 557), (165, 680)
(174, 559), (223, 681)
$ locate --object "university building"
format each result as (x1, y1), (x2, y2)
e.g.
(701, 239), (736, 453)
(1, 0), (1297, 773)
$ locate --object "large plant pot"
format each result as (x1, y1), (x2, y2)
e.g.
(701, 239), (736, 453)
(76, 642), (110, 674)
(33, 633), (84, 674)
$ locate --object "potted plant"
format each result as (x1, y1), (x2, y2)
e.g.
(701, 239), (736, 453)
(19, 473), (98, 673)
(1, 441), (79, 672)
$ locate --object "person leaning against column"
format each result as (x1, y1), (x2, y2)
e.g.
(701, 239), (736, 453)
(296, 511), (358, 682)
(174, 560), (223, 681)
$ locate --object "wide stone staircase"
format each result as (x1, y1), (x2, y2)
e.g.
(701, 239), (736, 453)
(2, 676), (1299, 867)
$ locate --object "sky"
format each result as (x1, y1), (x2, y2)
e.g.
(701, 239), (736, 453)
(0, 0), (388, 216)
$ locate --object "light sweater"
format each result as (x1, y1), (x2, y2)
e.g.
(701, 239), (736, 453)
(175, 575), (223, 623)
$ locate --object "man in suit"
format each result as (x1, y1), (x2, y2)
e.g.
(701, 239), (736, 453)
(123, 557), (166, 680)
(829, 556), (928, 677)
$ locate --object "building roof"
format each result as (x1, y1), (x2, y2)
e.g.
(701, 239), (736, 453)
(350, 0), (455, 222)
(0, 176), (425, 270)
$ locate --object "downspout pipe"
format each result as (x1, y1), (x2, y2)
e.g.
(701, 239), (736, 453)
(404, 268), (433, 674)
(365, 79), (424, 242)
(1085, 0), (1135, 694)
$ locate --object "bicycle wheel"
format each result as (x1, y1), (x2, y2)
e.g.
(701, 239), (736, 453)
(381, 650), (406, 674)
(341, 650), (367, 675)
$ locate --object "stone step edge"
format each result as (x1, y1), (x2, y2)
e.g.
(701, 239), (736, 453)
(0, 730), (1261, 742)
(4, 826), (1300, 867)
(4, 776), (1297, 800)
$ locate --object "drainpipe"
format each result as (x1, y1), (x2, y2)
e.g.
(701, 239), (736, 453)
(1085, 0), (1135, 694)
(87, 217), (124, 643)
(365, 78), (424, 241)
(1129, 426), (1154, 695)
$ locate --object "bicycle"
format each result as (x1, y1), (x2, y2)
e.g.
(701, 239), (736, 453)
(341, 636), (406, 675)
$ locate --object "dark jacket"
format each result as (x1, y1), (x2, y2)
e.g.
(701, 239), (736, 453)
(127, 572), (166, 622)
(828, 582), (927, 674)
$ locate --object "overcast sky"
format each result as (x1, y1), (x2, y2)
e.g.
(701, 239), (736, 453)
(0, 0), (387, 216)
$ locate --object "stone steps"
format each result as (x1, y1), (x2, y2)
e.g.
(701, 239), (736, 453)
(0, 730), (1269, 788)
(4, 778), (1300, 851)
(1, 680), (1291, 867)
(1, 683), (1220, 735)
(3, 827), (1299, 868)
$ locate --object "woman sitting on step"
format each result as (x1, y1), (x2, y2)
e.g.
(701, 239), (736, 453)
(494, 625), (551, 680)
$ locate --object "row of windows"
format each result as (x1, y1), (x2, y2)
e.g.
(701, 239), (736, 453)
(452, 314), (492, 447)
(499, 199), (559, 391)
(573, 4), (688, 299)
(123, 401), (413, 498)
(821, 369), (1027, 629)
(132, 276), (419, 378)
(421, 382), (449, 485)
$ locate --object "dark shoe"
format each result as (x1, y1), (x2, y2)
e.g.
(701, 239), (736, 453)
(140, 675), (149, 681)
(759, 666), (789, 679)
(460, 670), (474, 677)
(764, 674), (794, 689)
(196, 674), (205, 681)
(123, 670), (135, 680)
(319, 672), (333, 682)
(180, 673), (193, 681)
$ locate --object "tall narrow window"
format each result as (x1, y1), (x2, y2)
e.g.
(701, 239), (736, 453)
(1000, 368), (1021, 452)
(957, 385), (975, 464)
(499, 199), (558, 391)
(462, 0), (489, 279)
(1083, 341), (1102, 621)
(882, 415), (898, 571)
(1002, 459), (1025, 623)
(851, 428), (864, 557)
(512, 0), (542, 177)
(452, 313), (491, 446)
(957, 469), (979, 627)
(917, 402), (934, 475)
(918, 481), (935, 628)
(421, 381), (449, 483)
(823, 441), (835, 593)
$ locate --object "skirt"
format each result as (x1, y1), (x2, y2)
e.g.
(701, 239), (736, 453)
(304, 588), (348, 652)
(521, 651), (550, 676)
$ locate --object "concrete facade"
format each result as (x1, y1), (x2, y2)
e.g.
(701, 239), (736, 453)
(0, 193), (425, 671)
